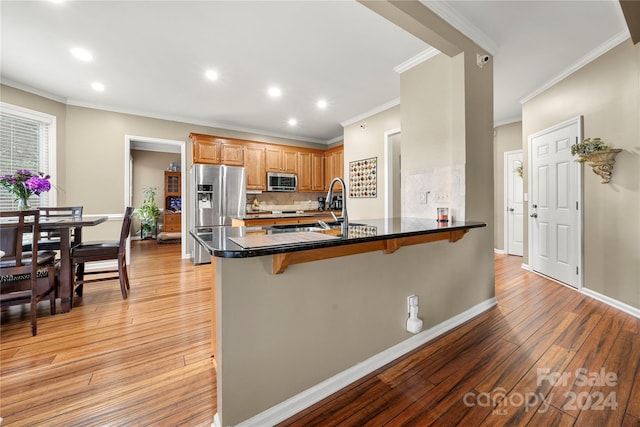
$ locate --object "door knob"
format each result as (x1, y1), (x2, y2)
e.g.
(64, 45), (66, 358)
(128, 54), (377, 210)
(508, 208), (514, 212)
(532, 204), (538, 209)
(530, 213), (538, 218)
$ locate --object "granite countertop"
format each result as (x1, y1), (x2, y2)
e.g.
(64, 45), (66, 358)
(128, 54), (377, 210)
(190, 217), (486, 259)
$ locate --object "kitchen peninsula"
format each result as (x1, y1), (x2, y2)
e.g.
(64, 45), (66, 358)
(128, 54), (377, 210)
(191, 218), (488, 426)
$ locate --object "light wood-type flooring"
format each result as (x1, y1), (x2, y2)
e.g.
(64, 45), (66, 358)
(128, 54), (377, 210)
(2, 241), (639, 426)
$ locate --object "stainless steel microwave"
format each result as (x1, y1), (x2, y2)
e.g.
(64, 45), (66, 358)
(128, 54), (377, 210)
(267, 172), (297, 192)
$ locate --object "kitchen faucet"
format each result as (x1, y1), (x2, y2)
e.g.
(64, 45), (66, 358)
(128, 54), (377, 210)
(326, 177), (348, 235)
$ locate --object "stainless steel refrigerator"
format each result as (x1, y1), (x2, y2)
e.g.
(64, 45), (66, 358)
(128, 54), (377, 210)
(190, 164), (246, 264)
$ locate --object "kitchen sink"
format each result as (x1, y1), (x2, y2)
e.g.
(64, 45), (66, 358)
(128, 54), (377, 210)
(266, 221), (367, 233)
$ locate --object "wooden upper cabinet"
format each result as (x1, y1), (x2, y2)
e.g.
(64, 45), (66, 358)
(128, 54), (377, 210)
(312, 151), (325, 191)
(221, 143), (244, 166)
(324, 146), (344, 191)
(191, 133), (221, 164)
(164, 171), (181, 197)
(298, 150), (325, 192)
(244, 144), (266, 191)
(297, 151), (312, 192)
(191, 132), (341, 192)
(190, 133), (244, 166)
(265, 146), (298, 173)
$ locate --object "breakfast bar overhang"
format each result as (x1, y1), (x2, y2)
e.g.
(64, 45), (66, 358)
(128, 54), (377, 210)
(191, 218), (490, 426)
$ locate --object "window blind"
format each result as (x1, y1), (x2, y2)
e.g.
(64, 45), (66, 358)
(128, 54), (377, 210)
(0, 109), (51, 210)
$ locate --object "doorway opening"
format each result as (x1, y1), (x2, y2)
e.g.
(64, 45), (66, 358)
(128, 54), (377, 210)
(124, 135), (188, 259)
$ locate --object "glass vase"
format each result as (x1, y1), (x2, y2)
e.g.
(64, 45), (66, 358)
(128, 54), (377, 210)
(17, 197), (30, 210)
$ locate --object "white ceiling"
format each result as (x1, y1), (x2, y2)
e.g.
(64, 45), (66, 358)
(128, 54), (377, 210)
(0, 1), (630, 144)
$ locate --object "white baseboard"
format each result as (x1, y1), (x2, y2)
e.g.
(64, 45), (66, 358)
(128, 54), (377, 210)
(494, 248), (505, 255)
(212, 413), (221, 427)
(521, 263), (530, 271)
(582, 287), (640, 319)
(235, 297), (498, 427)
(525, 268), (638, 319)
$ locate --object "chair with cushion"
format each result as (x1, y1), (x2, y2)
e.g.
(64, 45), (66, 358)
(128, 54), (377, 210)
(1, 210), (58, 336)
(70, 207), (134, 300)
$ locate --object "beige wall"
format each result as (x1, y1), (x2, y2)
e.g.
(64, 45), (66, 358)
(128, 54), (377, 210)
(401, 53), (458, 169)
(399, 53), (467, 221)
(493, 121), (523, 251)
(218, 231), (493, 425)
(343, 105), (401, 219)
(1, 84), (326, 240)
(522, 39), (639, 309)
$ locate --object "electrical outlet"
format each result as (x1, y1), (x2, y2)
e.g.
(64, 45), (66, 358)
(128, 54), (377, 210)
(435, 192), (449, 202)
(419, 192), (428, 204)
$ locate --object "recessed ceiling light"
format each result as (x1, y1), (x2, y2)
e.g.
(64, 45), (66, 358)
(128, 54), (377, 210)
(288, 118), (298, 126)
(268, 87), (282, 98)
(71, 47), (93, 62)
(91, 82), (105, 92)
(316, 99), (328, 109)
(205, 70), (218, 81)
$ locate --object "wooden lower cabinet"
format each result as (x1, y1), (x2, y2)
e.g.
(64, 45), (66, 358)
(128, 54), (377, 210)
(164, 212), (181, 232)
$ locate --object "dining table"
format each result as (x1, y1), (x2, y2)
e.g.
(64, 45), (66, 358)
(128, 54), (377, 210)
(39, 215), (108, 312)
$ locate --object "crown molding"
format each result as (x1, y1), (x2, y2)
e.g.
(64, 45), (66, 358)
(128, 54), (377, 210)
(1, 79), (68, 104)
(419, 0), (498, 55)
(520, 31), (630, 105)
(394, 47), (440, 74)
(1, 79), (331, 144)
(340, 98), (400, 128)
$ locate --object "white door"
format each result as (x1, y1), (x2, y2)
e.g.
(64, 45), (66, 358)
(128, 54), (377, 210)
(528, 117), (582, 288)
(505, 150), (523, 256)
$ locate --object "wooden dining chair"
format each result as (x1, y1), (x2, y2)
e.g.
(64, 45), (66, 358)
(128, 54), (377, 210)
(70, 207), (134, 299)
(0, 210), (58, 336)
(37, 206), (84, 251)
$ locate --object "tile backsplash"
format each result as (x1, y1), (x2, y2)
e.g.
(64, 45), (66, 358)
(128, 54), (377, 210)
(246, 191), (326, 212)
(402, 164), (465, 221)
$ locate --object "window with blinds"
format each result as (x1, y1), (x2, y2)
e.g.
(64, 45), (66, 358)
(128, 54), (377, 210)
(0, 102), (55, 210)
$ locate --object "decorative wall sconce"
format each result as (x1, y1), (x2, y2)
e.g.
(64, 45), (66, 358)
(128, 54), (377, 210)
(571, 137), (622, 184)
(582, 149), (622, 184)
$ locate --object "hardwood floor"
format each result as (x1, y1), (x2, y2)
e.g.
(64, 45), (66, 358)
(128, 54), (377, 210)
(278, 254), (640, 426)
(2, 243), (638, 426)
(1, 240), (216, 426)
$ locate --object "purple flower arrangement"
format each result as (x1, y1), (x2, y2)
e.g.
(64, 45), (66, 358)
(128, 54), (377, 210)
(0, 169), (51, 207)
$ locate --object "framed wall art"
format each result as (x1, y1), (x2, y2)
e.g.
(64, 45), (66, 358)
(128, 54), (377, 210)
(349, 157), (377, 198)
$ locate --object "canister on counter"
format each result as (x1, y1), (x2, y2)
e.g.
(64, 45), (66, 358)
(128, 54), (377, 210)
(437, 207), (449, 222)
